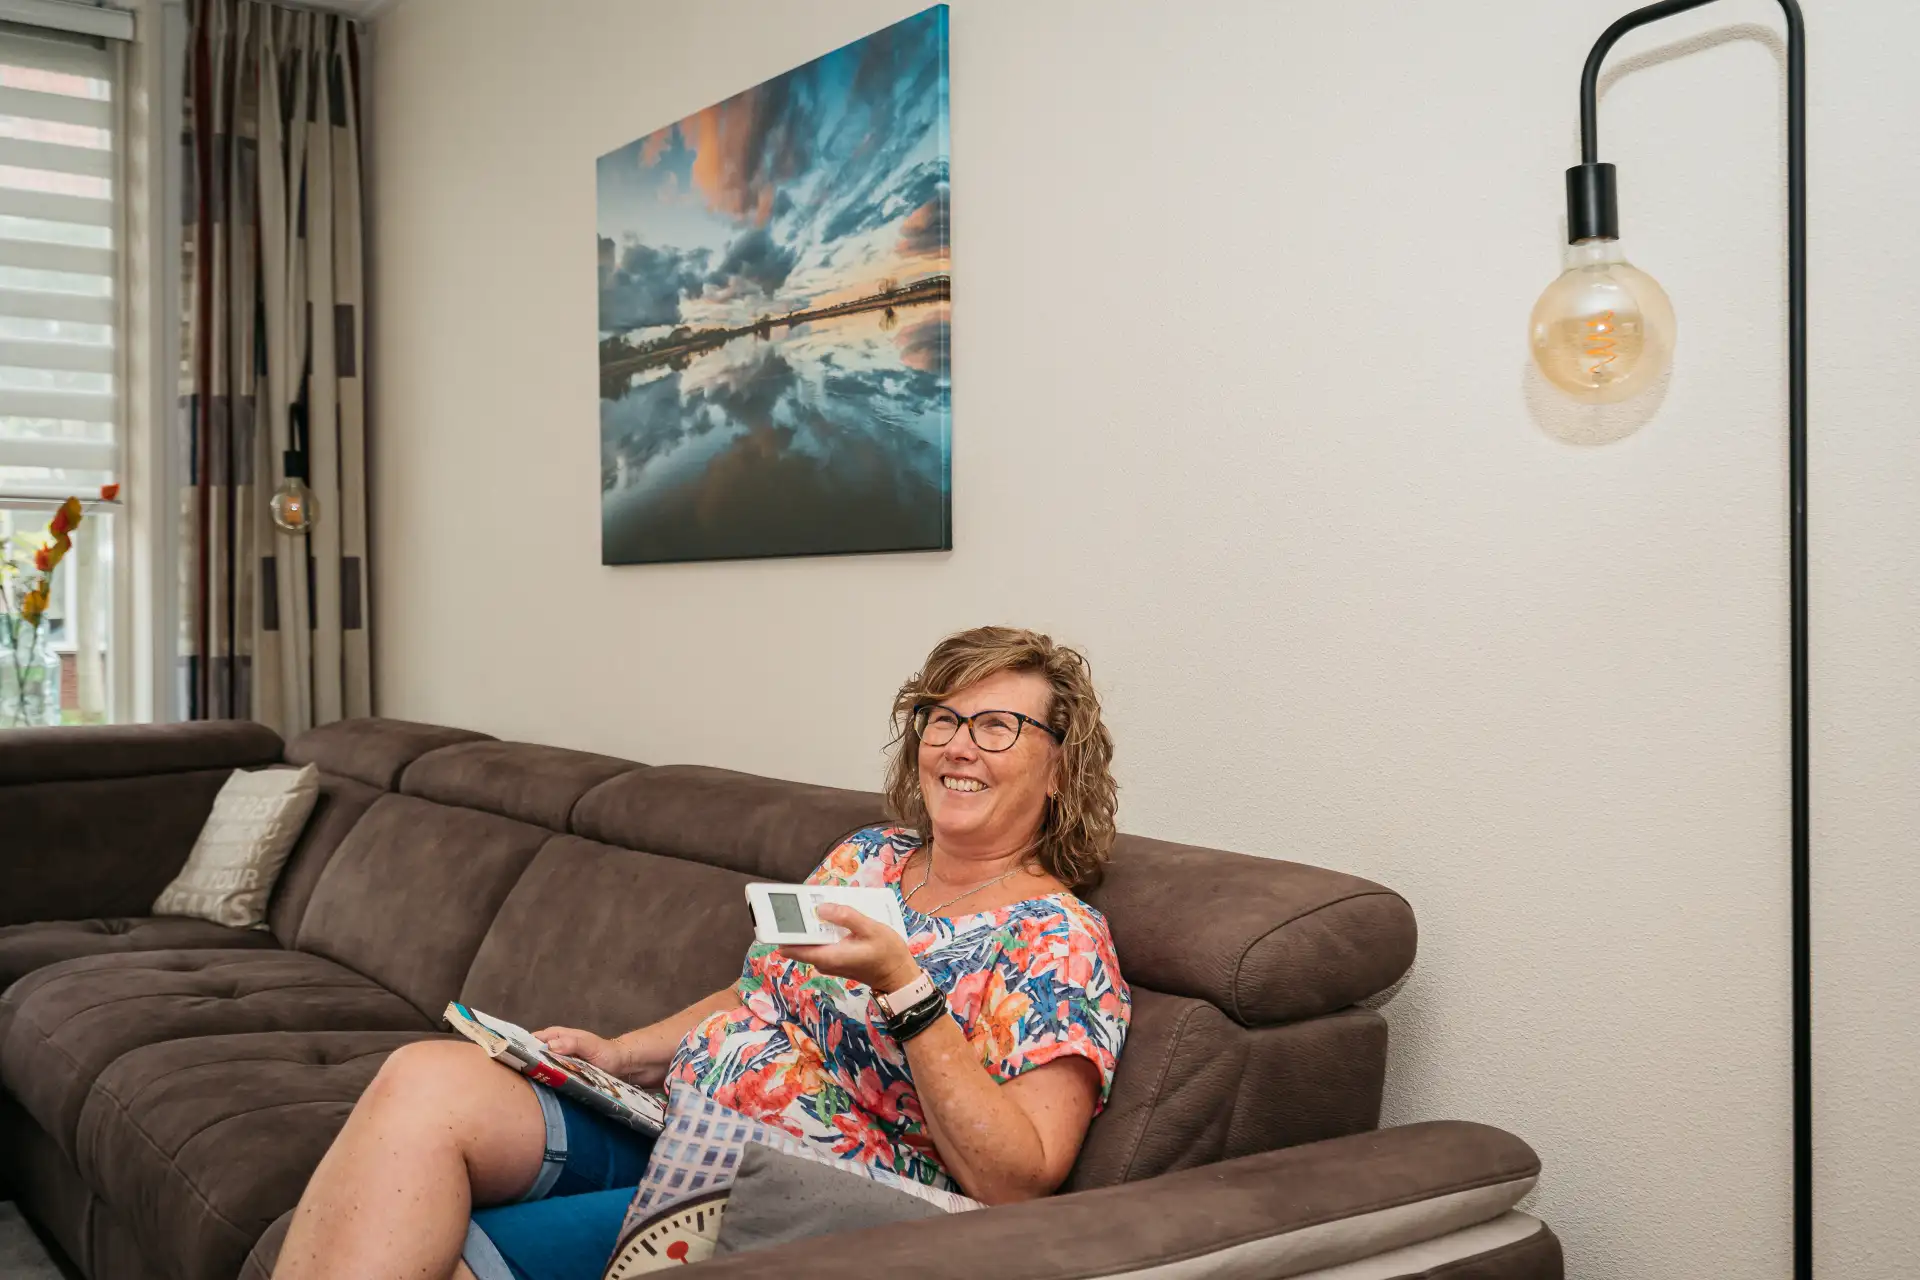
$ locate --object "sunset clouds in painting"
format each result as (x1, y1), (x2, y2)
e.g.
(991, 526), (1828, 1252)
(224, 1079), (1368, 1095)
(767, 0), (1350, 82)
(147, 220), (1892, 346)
(597, 6), (951, 565)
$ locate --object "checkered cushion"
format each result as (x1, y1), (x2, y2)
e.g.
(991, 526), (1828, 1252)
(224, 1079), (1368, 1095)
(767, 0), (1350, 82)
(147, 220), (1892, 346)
(625, 1084), (978, 1227)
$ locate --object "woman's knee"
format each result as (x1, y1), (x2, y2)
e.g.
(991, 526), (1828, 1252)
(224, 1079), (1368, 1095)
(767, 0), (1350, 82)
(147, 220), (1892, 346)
(362, 1040), (500, 1116)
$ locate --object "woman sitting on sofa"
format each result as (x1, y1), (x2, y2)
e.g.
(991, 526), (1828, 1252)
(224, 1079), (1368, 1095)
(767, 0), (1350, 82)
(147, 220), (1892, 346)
(273, 626), (1132, 1280)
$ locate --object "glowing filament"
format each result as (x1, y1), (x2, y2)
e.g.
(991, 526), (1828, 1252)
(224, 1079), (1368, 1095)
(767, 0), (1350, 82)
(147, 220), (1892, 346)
(1584, 311), (1618, 376)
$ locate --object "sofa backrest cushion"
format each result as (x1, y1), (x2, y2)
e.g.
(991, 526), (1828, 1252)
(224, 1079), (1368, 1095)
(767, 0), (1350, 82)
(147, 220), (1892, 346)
(1085, 833), (1415, 1027)
(266, 771), (383, 946)
(294, 794), (549, 1017)
(2, 769), (245, 929)
(1063, 988), (1243, 1191)
(572, 765), (887, 882)
(1223, 1009), (1388, 1160)
(401, 741), (641, 830)
(284, 718), (493, 790)
(576, 770), (1413, 1029)
(460, 835), (755, 1035)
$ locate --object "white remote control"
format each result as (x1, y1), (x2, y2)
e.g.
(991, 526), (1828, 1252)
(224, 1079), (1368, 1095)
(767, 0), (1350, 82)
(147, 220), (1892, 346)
(745, 883), (909, 945)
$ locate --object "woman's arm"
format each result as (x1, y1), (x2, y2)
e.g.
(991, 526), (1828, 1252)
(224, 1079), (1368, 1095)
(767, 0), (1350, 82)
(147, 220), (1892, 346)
(898, 1018), (1101, 1203)
(792, 906), (1103, 1205)
(536, 985), (741, 1088)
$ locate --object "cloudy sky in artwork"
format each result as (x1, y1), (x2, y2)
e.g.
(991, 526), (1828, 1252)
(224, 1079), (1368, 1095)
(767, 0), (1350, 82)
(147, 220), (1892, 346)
(596, 5), (949, 337)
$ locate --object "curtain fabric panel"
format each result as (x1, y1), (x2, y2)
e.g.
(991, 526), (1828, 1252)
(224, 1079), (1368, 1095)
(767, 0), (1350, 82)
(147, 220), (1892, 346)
(181, 0), (368, 733)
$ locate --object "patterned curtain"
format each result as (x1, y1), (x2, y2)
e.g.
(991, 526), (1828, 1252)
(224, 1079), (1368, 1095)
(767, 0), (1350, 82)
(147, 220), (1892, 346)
(180, 0), (369, 733)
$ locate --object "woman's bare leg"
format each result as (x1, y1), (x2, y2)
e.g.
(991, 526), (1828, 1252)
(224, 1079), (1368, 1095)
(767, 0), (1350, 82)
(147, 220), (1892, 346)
(272, 1041), (547, 1280)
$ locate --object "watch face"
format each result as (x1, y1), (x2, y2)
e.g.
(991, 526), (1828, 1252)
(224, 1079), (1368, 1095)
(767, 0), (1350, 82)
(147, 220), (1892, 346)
(601, 1189), (730, 1278)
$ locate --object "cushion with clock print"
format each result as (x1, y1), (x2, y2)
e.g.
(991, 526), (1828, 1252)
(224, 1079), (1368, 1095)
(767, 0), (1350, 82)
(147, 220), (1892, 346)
(602, 1187), (732, 1280)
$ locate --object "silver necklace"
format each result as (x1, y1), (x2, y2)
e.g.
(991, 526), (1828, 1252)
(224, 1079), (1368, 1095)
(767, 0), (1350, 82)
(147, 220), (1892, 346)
(906, 847), (1018, 917)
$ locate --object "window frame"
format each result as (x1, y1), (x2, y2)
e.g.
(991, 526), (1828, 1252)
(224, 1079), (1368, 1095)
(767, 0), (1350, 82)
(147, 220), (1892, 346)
(0, 2), (134, 724)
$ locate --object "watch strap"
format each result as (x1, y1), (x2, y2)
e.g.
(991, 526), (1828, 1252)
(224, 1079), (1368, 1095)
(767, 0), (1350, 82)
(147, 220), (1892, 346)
(885, 990), (949, 1044)
(877, 969), (937, 1017)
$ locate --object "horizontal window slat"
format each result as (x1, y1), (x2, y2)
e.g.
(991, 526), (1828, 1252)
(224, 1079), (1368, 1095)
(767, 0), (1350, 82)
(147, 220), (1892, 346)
(0, 433), (115, 468)
(0, 387), (112, 420)
(0, 83), (112, 129)
(0, 336), (110, 371)
(0, 183), (111, 226)
(0, 234), (108, 275)
(0, 135), (112, 179)
(0, 286), (112, 322)
(0, 30), (115, 81)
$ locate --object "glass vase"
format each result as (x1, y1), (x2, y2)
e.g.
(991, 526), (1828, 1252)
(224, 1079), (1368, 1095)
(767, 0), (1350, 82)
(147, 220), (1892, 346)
(0, 623), (61, 728)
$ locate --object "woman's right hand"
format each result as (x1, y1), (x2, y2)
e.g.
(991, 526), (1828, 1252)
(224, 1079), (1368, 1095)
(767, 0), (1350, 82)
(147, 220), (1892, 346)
(534, 1026), (621, 1071)
(535, 1025), (670, 1088)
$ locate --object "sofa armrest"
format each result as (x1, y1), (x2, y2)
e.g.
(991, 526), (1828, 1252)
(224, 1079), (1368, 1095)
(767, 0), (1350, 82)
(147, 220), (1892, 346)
(0, 721), (284, 926)
(696, 1122), (1549, 1280)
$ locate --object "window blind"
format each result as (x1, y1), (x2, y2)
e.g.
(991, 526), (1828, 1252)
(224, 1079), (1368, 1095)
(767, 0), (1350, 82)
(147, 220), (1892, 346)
(0, 17), (118, 503)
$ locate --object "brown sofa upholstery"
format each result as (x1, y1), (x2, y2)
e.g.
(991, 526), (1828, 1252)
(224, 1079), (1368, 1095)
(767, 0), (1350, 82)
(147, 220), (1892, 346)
(0, 718), (1562, 1280)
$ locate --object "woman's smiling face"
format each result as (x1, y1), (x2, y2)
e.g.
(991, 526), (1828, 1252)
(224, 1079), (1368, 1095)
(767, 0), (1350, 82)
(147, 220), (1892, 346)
(918, 668), (1058, 855)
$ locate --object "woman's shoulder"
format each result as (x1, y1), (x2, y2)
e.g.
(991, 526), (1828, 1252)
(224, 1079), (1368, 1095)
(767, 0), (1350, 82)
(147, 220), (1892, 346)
(1007, 886), (1111, 932)
(1001, 892), (1124, 973)
(808, 824), (921, 886)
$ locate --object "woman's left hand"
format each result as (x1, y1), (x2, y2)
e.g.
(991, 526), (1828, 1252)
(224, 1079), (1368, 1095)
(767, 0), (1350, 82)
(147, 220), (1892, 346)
(780, 904), (920, 994)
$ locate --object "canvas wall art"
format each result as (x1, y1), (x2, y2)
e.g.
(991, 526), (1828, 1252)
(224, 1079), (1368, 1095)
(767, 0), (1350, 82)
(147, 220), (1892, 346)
(597, 6), (951, 565)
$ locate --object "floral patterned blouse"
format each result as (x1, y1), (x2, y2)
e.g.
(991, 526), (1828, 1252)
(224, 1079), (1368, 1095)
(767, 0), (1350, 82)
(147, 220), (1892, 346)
(664, 825), (1131, 1192)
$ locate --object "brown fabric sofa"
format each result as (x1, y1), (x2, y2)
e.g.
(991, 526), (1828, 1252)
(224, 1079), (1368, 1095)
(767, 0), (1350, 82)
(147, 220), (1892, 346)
(0, 718), (1563, 1280)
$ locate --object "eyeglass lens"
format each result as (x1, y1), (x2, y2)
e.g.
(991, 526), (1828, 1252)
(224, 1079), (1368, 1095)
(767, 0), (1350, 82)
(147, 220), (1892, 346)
(918, 707), (1023, 751)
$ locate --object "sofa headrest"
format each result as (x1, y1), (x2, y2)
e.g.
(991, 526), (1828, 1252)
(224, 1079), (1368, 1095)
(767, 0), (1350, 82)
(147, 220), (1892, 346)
(402, 740), (642, 830)
(572, 765), (888, 881)
(1085, 834), (1416, 1026)
(284, 717), (494, 790)
(0, 719), (282, 785)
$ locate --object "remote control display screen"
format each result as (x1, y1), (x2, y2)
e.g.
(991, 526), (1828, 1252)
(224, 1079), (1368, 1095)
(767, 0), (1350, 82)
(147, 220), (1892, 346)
(770, 893), (807, 934)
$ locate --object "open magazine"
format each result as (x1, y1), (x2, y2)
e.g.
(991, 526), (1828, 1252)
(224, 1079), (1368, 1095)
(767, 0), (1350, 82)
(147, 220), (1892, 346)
(443, 1003), (666, 1135)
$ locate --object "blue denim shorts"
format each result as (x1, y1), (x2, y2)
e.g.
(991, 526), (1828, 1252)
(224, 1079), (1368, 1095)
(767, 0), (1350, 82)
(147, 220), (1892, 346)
(462, 1081), (657, 1280)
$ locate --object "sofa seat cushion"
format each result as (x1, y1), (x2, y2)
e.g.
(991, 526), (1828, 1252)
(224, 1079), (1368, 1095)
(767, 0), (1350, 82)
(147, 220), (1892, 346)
(0, 949), (431, 1159)
(240, 1208), (293, 1280)
(0, 917), (280, 990)
(78, 1030), (446, 1280)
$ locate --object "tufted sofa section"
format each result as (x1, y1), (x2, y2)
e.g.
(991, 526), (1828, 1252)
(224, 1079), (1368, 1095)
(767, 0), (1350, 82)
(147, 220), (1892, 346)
(0, 718), (1560, 1280)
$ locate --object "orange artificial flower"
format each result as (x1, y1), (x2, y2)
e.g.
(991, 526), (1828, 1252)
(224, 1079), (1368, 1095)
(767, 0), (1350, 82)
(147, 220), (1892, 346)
(99, 482), (120, 502)
(47, 497), (80, 538)
(32, 545), (51, 572)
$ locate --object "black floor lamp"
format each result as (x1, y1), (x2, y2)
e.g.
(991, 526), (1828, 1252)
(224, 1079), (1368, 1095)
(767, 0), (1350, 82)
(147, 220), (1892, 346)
(1526, 1), (1809, 1275)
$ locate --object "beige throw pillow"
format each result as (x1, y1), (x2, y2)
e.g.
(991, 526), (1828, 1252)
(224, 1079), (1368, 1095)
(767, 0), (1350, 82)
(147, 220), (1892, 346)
(152, 763), (321, 929)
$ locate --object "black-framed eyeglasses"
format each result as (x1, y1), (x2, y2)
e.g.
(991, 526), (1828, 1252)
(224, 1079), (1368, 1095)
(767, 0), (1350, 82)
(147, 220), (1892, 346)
(912, 703), (1063, 753)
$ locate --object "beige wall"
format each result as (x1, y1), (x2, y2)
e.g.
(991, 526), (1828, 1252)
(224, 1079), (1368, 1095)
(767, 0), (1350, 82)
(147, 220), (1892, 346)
(365, 1), (1919, 1274)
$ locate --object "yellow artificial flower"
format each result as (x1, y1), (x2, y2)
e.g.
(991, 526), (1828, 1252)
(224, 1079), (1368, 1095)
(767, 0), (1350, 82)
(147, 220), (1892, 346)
(19, 583), (49, 627)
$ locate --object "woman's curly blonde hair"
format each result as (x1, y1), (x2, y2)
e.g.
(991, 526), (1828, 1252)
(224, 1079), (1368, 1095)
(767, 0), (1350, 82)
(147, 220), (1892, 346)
(885, 626), (1118, 890)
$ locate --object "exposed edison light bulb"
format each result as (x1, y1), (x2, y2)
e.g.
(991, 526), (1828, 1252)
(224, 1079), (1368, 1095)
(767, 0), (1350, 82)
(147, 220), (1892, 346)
(1530, 236), (1676, 404)
(269, 476), (317, 533)
(269, 450), (319, 534)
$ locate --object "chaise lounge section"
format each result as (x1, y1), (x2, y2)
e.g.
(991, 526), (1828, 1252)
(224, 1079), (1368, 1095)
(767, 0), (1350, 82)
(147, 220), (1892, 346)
(0, 718), (1562, 1280)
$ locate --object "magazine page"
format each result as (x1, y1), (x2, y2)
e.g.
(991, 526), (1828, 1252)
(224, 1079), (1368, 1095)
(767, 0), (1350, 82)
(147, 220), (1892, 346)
(443, 1003), (667, 1134)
